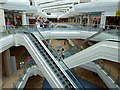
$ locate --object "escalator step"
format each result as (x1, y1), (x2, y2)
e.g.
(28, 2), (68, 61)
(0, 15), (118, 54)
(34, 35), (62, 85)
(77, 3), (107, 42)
(51, 67), (55, 69)
(59, 77), (63, 80)
(56, 74), (60, 77)
(49, 63), (52, 66)
(62, 81), (66, 85)
(53, 70), (57, 73)
(38, 50), (42, 52)
(34, 43), (39, 45)
(44, 57), (48, 60)
(65, 85), (69, 88)
(46, 60), (49, 62)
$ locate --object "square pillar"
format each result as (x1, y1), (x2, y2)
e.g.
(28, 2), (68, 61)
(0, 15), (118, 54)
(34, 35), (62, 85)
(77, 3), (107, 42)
(0, 4), (5, 32)
(87, 14), (91, 26)
(2, 49), (12, 77)
(80, 16), (83, 25)
(100, 12), (106, 28)
(22, 12), (27, 25)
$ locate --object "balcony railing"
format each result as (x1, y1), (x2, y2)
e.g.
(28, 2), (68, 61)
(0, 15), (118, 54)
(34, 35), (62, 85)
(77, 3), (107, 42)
(1, 23), (120, 36)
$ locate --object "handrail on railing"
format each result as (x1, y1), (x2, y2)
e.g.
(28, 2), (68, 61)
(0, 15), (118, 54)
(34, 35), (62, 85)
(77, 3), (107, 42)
(0, 23), (119, 39)
(63, 29), (119, 58)
(94, 60), (120, 87)
(2, 23), (120, 30)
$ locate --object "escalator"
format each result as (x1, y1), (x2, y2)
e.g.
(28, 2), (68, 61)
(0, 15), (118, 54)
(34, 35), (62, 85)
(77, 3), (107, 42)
(13, 25), (119, 89)
(21, 26), (85, 89)
(64, 29), (119, 58)
(63, 29), (119, 68)
(25, 25), (119, 72)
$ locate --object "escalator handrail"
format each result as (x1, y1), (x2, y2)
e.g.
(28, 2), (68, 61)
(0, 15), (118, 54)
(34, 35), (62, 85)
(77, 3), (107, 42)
(25, 25), (85, 89)
(26, 30), (79, 88)
(64, 29), (118, 54)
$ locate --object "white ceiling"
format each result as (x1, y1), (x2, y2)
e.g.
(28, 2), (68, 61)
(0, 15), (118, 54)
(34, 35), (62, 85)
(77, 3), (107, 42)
(5, 0), (119, 19)
(36, 0), (78, 13)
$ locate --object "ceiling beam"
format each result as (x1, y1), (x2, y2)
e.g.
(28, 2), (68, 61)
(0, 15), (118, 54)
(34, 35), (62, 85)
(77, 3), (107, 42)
(44, 8), (68, 12)
(43, 7), (70, 11)
(40, 2), (77, 8)
(41, 4), (72, 9)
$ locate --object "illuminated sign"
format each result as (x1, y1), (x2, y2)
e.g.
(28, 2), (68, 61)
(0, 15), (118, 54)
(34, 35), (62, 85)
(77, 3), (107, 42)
(116, 11), (120, 16)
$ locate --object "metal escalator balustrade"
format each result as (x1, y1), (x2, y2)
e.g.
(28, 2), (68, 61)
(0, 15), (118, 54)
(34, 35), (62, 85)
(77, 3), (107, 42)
(23, 25), (85, 89)
(23, 29), (84, 89)
(64, 29), (120, 58)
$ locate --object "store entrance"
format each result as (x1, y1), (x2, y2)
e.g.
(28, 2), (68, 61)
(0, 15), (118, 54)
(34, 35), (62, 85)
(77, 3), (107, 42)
(106, 16), (120, 29)
(106, 16), (120, 25)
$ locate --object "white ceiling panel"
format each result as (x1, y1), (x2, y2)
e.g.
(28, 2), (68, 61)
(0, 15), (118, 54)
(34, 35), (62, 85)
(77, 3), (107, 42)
(38, 0), (78, 7)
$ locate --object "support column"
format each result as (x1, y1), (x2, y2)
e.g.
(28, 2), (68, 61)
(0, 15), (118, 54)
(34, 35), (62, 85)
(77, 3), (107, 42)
(0, 4), (5, 32)
(76, 17), (78, 23)
(26, 16), (29, 25)
(11, 56), (17, 74)
(22, 12), (27, 25)
(87, 14), (91, 26)
(80, 16), (82, 25)
(3, 49), (12, 77)
(13, 14), (17, 24)
(100, 12), (106, 28)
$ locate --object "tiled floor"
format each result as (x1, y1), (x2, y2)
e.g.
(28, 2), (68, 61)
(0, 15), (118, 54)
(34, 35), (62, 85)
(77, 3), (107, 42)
(50, 39), (72, 51)
(74, 67), (108, 88)
(2, 68), (23, 88)
(71, 39), (84, 44)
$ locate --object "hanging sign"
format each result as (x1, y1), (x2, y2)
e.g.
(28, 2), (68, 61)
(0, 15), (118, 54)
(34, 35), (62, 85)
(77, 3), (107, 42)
(116, 11), (120, 16)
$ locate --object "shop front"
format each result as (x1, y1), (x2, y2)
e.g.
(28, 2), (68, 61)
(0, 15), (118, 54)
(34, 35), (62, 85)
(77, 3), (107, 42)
(90, 13), (101, 27)
(5, 11), (22, 27)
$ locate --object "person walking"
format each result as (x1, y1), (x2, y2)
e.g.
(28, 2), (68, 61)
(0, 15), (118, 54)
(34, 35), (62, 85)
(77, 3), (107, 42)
(61, 48), (65, 59)
(6, 19), (11, 30)
(28, 56), (31, 67)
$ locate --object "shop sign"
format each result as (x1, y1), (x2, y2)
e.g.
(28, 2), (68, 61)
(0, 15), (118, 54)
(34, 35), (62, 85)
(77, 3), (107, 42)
(116, 11), (120, 16)
(90, 13), (101, 17)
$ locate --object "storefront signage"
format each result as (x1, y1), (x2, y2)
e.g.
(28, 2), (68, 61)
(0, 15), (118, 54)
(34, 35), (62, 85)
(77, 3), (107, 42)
(90, 13), (101, 17)
(116, 11), (120, 16)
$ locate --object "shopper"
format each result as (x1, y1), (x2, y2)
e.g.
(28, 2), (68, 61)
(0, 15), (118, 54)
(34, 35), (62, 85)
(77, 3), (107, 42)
(61, 48), (65, 59)
(28, 56), (31, 67)
(35, 20), (41, 28)
(39, 17), (45, 27)
(6, 20), (11, 30)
